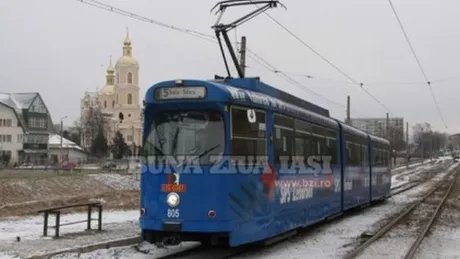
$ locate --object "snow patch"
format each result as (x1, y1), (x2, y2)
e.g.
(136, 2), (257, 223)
(88, 173), (139, 190)
(0, 210), (139, 242)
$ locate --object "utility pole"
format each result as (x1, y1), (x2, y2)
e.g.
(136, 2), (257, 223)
(406, 122), (409, 168)
(386, 113), (389, 139)
(346, 95), (351, 125)
(60, 116), (68, 164)
(239, 36), (247, 77)
(430, 130), (433, 161)
(60, 120), (63, 163)
(385, 113), (391, 167)
(421, 127), (424, 164)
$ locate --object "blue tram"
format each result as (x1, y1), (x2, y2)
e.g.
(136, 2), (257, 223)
(140, 77), (391, 247)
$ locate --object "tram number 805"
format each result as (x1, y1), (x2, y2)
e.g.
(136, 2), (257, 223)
(167, 209), (180, 218)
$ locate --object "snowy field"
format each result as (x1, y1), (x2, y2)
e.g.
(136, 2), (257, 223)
(0, 210), (139, 259)
(87, 173), (139, 190)
(390, 158), (449, 190)
(0, 158), (455, 259)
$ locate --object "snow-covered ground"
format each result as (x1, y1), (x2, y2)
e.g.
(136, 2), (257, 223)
(391, 158), (443, 173)
(0, 159), (456, 259)
(88, 173), (139, 190)
(391, 158), (451, 189)
(0, 210), (139, 259)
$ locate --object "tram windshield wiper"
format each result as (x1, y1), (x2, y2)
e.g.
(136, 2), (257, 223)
(176, 144), (221, 168)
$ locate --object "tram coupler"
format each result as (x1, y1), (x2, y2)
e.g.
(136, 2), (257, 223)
(161, 234), (181, 246)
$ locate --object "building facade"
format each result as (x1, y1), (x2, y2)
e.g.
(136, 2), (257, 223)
(0, 93), (55, 165)
(48, 134), (86, 164)
(80, 30), (142, 154)
(348, 117), (405, 144)
(0, 102), (24, 164)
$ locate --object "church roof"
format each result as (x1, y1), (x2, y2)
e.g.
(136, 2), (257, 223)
(106, 55), (115, 73)
(116, 55), (138, 66)
(115, 28), (138, 67)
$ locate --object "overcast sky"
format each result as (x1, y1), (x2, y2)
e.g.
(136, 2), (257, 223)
(1, 0), (460, 135)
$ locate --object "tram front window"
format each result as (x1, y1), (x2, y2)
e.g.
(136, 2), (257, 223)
(144, 110), (225, 164)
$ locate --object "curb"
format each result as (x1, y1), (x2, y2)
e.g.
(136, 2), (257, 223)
(27, 236), (140, 259)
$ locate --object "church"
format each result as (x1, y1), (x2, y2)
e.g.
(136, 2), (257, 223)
(80, 30), (142, 155)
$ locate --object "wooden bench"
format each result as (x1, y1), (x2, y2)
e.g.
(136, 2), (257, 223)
(37, 202), (103, 238)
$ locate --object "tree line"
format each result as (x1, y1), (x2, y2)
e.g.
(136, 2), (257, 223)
(60, 106), (137, 159)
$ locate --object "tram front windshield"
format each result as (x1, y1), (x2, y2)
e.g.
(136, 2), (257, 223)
(144, 110), (225, 164)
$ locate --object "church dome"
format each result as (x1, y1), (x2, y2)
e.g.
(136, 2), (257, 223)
(116, 55), (139, 67)
(107, 59), (115, 73)
(100, 56), (115, 95)
(115, 29), (139, 67)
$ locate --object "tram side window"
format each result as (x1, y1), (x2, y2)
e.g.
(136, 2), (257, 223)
(375, 147), (379, 166)
(385, 150), (390, 166)
(346, 135), (359, 166)
(231, 107), (267, 164)
(294, 119), (312, 159)
(381, 150), (385, 166)
(274, 114), (294, 165)
(325, 130), (338, 164)
(346, 141), (355, 166)
(356, 143), (363, 166)
(311, 126), (326, 157)
(349, 141), (363, 166)
(362, 145), (368, 166)
(380, 149), (384, 166)
(372, 148), (377, 165)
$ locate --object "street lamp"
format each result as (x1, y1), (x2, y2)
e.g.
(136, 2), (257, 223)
(60, 116), (68, 163)
(131, 125), (135, 160)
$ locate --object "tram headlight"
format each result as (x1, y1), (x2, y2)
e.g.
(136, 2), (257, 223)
(166, 192), (180, 207)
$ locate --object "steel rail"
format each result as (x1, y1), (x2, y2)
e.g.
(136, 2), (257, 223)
(403, 169), (459, 259)
(343, 167), (459, 259)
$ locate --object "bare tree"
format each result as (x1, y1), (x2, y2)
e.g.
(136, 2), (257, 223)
(386, 125), (405, 165)
(412, 123), (447, 158)
(77, 106), (110, 151)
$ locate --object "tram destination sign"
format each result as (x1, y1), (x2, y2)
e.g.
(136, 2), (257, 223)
(155, 86), (206, 100)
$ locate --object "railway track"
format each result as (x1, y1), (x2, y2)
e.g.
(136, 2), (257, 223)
(134, 243), (252, 259)
(390, 161), (454, 196)
(343, 166), (459, 259)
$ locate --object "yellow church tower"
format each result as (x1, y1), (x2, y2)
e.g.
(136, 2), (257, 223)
(98, 29), (142, 152)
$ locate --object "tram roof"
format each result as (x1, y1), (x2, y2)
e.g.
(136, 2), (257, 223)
(369, 135), (391, 146)
(212, 77), (330, 117)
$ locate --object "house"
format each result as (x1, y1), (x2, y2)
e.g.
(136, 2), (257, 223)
(0, 93), (55, 165)
(48, 134), (87, 164)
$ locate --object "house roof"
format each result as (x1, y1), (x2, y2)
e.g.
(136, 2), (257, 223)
(0, 93), (35, 131)
(48, 134), (84, 151)
(0, 92), (55, 134)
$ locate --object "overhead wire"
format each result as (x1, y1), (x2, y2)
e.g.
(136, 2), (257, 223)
(249, 0), (396, 117)
(245, 48), (361, 113)
(74, 0), (455, 123)
(74, 0), (367, 116)
(387, 0), (448, 129)
(75, 0), (216, 42)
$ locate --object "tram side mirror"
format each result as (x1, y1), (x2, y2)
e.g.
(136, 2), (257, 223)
(247, 109), (256, 123)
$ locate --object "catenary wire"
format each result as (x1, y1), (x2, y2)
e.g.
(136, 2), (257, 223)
(74, 0), (453, 125)
(387, 0), (447, 129)
(74, 0), (368, 116)
(249, 0), (397, 116)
